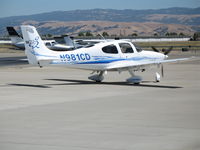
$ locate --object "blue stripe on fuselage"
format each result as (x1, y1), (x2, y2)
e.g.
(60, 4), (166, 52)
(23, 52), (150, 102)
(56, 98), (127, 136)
(76, 56), (159, 64)
(50, 56), (161, 65)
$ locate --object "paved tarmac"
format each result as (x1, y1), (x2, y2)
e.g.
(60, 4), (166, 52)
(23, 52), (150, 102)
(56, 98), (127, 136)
(0, 52), (200, 150)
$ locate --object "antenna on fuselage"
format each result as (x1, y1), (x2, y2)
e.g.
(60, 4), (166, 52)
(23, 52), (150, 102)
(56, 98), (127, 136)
(97, 33), (108, 42)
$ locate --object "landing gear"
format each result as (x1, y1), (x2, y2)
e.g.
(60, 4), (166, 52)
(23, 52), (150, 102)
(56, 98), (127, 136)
(126, 69), (142, 84)
(88, 71), (105, 82)
(155, 72), (161, 82)
(155, 64), (164, 82)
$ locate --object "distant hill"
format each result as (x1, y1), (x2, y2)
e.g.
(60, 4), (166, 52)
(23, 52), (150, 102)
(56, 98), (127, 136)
(0, 7), (200, 36)
(13, 20), (195, 37)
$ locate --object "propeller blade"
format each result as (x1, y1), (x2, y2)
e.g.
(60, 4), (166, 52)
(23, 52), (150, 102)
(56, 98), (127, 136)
(161, 64), (164, 77)
(151, 46), (160, 52)
(164, 46), (173, 55)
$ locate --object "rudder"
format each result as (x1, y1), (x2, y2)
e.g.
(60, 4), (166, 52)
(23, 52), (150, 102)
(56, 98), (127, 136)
(21, 25), (53, 65)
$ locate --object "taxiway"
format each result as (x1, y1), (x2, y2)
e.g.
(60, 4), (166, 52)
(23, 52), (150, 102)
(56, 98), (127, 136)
(0, 52), (200, 150)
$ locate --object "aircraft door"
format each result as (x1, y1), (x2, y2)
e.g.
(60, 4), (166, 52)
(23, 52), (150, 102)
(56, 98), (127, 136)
(118, 43), (135, 59)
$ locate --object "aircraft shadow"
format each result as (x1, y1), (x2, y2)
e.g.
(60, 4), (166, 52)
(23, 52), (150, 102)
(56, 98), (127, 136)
(45, 79), (183, 89)
(8, 83), (51, 88)
(7, 79), (182, 89)
(0, 56), (28, 66)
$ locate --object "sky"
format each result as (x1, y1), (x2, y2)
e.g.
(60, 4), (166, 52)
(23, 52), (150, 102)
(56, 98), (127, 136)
(0, 0), (200, 18)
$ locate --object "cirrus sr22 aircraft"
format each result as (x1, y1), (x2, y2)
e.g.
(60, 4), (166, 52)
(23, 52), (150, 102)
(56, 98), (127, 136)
(21, 25), (188, 84)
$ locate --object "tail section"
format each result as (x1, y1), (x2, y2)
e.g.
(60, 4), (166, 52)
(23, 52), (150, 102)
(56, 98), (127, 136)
(64, 36), (75, 47)
(6, 27), (23, 44)
(21, 25), (56, 66)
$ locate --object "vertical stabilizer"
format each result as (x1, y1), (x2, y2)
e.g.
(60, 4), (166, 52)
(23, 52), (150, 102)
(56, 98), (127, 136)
(21, 25), (55, 65)
(6, 27), (23, 44)
(64, 36), (75, 47)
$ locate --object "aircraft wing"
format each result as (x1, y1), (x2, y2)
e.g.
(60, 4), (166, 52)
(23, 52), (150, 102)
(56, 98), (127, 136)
(106, 57), (190, 70)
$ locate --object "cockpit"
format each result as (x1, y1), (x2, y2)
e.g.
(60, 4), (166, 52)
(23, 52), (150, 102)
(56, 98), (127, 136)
(100, 41), (143, 55)
(119, 43), (134, 53)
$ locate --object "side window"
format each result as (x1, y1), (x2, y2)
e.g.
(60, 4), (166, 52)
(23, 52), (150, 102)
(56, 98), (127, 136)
(102, 45), (118, 54)
(45, 42), (51, 46)
(51, 42), (56, 45)
(119, 43), (134, 53)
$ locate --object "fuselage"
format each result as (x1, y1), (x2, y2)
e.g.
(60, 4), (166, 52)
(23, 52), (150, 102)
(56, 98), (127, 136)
(41, 40), (166, 70)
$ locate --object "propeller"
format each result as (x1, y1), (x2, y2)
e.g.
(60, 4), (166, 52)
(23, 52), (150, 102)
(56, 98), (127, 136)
(151, 46), (160, 52)
(161, 64), (164, 77)
(151, 46), (173, 55)
(163, 46), (173, 55)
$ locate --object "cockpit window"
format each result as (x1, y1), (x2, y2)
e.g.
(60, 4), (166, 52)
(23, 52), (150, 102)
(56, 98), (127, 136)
(102, 44), (118, 54)
(119, 43), (134, 53)
(134, 43), (143, 52)
(45, 42), (51, 46)
(85, 44), (94, 48)
(52, 42), (56, 45)
(136, 46), (143, 52)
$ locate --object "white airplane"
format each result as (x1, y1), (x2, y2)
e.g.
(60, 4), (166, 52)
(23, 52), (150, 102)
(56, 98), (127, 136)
(6, 27), (72, 50)
(21, 25), (188, 84)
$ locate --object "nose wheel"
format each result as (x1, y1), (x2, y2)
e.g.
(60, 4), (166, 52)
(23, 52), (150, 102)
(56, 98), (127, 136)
(155, 72), (161, 82)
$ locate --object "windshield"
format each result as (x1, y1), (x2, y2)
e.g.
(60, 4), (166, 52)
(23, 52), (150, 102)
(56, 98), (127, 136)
(134, 44), (143, 52)
(136, 46), (143, 52)
(119, 43), (134, 53)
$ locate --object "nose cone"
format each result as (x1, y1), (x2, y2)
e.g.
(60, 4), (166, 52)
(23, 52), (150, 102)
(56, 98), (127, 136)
(157, 53), (166, 60)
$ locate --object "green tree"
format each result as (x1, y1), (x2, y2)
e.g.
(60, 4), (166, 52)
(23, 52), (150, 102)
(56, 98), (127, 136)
(165, 32), (178, 36)
(154, 33), (158, 36)
(78, 32), (85, 37)
(193, 32), (200, 41)
(131, 33), (138, 37)
(85, 32), (93, 37)
(179, 33), (185, 36)
(165, 32), (170, 36)
(47, 34), (52, 38)
(102, 32), (109, 37)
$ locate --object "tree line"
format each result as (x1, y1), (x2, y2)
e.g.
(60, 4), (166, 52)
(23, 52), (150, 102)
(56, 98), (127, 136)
(41, 31), (200, 41)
